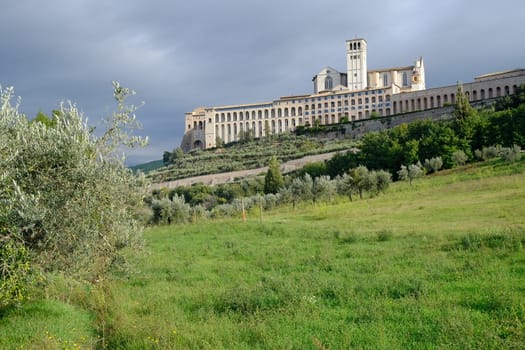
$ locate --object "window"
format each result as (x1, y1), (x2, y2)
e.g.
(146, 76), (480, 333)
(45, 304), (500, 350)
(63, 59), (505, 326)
(403, 72), (409, 87)
(325, 76), (333, 90)
(383, 74), (388, 87)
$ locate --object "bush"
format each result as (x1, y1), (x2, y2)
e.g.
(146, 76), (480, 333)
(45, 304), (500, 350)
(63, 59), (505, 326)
(151, 196), (191, 224)
(452, 150), (468, 167)
(374, 170), (392, 194)
(0, 240), (33, 309)
(482, 145), (501, 160)
(423, 157), (443, 173)
(500, 145), (522, 162)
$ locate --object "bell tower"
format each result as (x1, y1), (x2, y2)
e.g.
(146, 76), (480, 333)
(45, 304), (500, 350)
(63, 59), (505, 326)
(346, 38), (367, 91)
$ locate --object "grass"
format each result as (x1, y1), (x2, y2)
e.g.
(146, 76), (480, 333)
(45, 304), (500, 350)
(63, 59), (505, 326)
(105, 159), (525, 349)
(0, 299), (94, 349)
(2, 159), (525, 349)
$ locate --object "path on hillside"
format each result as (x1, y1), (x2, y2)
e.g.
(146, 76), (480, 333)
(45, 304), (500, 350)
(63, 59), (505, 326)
(150, 151), (341, 189)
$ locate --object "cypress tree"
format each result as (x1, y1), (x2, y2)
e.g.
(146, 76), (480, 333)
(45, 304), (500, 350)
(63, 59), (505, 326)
(264, 156), (284, 194)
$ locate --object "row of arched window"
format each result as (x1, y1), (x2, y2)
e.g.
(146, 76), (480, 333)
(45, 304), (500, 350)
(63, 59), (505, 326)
(215, 107), (306, 123)
(215, 118), (303, 143)
(391, 85), (518, 114)
(212, 94), (393, 125)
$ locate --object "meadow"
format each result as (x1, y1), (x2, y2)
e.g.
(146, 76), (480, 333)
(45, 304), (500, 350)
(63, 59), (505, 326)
(1, 159), (525, 349)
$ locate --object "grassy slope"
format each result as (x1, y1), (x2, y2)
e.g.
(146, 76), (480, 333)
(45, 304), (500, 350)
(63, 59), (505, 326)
(108, 160), (525, 349)
(1, 159), (524, 349)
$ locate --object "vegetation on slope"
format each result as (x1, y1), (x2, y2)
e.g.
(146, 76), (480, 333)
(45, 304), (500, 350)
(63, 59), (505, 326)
(147, 133), (357, 183)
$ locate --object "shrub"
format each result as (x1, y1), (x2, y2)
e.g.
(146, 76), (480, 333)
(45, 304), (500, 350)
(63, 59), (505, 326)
(482, 145), (500, 160)
(151, 196), (191, 224)
(500, 145), (522, 162)
(423, 157), (443, 173)
(0, 239), (33, 309)
(374, 170), (392, 194)
(474, 149), (483, 160)
(170, 195), (191, 224)
(452, 150), (468, 167)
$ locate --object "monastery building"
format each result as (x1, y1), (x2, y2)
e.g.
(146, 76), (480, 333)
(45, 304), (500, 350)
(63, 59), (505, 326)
(182, 39), (525, 152)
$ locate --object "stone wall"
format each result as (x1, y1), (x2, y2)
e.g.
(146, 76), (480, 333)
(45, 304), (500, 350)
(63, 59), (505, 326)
(339, 99), (495, 140)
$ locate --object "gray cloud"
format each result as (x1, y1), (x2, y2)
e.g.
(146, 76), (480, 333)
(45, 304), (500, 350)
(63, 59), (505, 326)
(1, 0), (524, 164)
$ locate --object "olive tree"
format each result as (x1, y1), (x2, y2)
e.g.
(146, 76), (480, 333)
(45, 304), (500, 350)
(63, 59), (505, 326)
(0, 82), (148, 287)
(398, 162), (424, 186)
(312, 175), (336, 204)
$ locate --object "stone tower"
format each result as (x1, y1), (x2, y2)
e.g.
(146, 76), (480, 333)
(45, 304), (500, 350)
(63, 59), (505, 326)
(346, 38), (367, 91)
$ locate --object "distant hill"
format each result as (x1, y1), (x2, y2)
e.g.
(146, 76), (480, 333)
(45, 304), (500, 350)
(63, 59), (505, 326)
(129, 159), (164, 173)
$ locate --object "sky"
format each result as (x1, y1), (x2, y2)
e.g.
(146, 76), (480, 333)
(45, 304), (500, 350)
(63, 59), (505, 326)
(1, 0), (524, 165)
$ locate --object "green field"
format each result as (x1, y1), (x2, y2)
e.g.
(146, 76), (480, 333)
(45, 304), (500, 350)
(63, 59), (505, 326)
(2, 159), (525, 349)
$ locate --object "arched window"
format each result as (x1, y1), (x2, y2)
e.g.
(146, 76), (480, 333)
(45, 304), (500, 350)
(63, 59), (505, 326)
(325, 76), (333, 90)
(383, 74), (388, 87)
(402, 72), (409, 87)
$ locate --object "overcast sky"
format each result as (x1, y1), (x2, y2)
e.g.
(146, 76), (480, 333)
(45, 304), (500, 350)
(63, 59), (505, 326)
(1, 0), (524, 164)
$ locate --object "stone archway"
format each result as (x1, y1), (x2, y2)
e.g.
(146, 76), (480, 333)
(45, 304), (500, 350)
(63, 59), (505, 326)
(193, 140), (204, 150)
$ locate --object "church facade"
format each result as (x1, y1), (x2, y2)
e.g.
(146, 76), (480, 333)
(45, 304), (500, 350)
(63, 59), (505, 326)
(181, 39), (525, 152)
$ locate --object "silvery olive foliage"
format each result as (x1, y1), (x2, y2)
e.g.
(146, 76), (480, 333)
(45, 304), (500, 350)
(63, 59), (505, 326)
(398, 162), (424, 186)
(0, 82), (148, 281)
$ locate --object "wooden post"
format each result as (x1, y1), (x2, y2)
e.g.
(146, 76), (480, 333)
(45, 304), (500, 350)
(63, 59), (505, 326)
(241, 198), (247, 222)
(259, 195), (263, 223)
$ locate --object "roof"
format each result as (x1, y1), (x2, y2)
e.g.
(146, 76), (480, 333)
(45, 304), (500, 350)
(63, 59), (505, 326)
(474, 68), (525, 80)
(368, 65), (415, 73)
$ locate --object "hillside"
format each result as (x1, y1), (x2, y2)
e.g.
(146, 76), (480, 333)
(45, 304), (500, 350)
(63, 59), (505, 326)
(2, 159), (524, 349)
(140, 133), (356, 183)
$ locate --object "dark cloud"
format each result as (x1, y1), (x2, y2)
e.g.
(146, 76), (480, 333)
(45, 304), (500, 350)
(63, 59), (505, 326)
(1, 0), (524, 164)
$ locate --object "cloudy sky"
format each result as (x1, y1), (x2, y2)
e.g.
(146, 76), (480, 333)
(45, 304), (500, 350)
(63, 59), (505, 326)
(1, 0), (524, 164)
